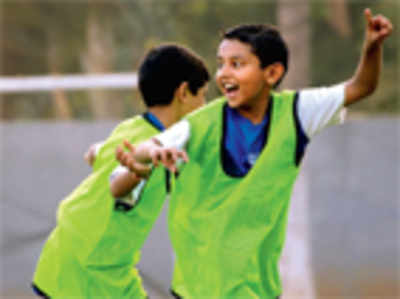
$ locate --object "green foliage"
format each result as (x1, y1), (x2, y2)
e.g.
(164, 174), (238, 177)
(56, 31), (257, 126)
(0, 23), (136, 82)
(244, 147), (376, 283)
(1, 0), (398, 119)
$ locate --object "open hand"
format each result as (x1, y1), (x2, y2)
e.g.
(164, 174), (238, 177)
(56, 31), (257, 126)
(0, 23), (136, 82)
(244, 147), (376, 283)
(116, 139), (189, 175)
(115, 141), (152, 178)
(147, 143), (189, 174)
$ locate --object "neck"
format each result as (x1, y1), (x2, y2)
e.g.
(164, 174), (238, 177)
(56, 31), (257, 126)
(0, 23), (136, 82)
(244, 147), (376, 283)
(147, 106), (179, 129)
(236, 92), (271, 124)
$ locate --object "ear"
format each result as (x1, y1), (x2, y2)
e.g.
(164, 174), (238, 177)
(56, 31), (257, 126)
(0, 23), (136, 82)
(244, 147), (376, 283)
(175, 81), (189, 103)
(264, 63), (285, 87)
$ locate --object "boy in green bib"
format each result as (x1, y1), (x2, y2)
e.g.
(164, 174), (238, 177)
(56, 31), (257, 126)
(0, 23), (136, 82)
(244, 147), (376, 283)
(113, 9), (393, 299)
(31, 44), (209, 299)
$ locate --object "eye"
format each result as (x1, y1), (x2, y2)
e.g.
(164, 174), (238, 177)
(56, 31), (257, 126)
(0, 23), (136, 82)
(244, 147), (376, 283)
(232, 60), (243, 68)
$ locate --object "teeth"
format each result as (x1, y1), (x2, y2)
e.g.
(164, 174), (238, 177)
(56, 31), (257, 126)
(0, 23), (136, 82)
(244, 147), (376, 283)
(223, 83), (237, 90)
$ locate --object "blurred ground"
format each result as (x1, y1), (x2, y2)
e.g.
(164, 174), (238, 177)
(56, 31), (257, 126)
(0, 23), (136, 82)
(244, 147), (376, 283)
(1, 117), (398, 298)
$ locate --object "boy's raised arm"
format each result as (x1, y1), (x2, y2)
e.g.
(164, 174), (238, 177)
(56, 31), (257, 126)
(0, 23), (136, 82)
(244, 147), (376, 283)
(344, 8), (393, 106)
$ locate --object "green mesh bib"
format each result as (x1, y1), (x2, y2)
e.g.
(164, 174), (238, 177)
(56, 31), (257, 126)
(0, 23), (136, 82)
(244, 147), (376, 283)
(34, 115), (167, 298)
(169, 91), (300, 299)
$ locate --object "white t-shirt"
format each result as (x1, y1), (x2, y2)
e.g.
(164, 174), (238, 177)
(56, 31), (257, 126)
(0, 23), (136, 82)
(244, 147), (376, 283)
(157, 84), (346, 149)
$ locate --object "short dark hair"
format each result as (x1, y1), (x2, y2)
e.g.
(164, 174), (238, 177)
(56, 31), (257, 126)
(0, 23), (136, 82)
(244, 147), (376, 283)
(138, 44), (210, 107)
(222, 24), (289, 86)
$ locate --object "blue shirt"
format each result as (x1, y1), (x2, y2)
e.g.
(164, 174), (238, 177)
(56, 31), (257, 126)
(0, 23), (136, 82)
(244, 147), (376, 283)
(222, 99), (309, 177)
(223, 105), (270, 177)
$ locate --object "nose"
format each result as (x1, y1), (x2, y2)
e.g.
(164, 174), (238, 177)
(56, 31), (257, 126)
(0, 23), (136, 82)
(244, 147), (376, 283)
(216, 64), (231, 81)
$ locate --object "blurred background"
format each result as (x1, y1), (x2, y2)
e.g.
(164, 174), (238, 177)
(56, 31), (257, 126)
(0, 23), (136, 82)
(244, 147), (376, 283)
(1, 0), (398, 298)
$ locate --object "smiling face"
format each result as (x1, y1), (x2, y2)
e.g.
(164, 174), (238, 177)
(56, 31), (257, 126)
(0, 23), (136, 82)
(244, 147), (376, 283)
(216, 39), (271, 110)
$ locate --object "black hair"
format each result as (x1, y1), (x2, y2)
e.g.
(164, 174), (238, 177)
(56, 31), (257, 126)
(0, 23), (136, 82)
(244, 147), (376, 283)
(222, 24), (289, 86)
(138, 44), (210, 107)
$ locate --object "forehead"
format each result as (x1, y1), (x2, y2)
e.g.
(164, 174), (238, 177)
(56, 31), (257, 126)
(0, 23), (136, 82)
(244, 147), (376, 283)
(217, 39), (255, 59)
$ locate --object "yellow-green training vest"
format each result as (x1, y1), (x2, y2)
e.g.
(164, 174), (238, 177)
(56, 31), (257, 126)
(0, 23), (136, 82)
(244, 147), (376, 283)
(169, 91), (300, 299)
(33, 115), (167, 299)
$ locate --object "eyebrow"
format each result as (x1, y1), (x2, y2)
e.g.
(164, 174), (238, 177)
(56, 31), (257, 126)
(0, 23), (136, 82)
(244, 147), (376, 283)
(217, 55), (245, 60)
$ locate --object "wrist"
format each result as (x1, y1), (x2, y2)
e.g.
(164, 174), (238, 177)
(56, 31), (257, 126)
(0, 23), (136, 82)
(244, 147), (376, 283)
(364, 37), (383, 55)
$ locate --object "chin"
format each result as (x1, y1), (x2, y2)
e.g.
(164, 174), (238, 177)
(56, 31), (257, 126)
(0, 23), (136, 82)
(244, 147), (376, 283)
(226, 99), (239, 108)
(227, 97), (246, 109)
(225, 95), (238, 105)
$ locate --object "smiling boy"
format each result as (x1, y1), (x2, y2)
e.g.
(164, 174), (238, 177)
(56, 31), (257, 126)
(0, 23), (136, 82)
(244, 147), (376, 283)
(114, 9), (393, 299)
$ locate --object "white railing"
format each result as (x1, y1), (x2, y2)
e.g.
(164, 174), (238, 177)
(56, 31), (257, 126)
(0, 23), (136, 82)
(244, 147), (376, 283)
(0, 73), (138, 93)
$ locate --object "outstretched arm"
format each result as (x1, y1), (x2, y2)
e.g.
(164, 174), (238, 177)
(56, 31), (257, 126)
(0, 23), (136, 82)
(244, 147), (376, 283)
(110, 168), (144, 199)
(111, 120), (191, 198)
(345, 8), (393, 106)
(110, 139), (188, 198)
(121, 139), (189, 174)
(110, 142), (152, 198)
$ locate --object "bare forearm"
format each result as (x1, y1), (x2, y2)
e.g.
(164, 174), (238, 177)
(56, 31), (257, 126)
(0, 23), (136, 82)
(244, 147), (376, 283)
(110, 170), (142, 198)
(345, 42), (382, 106)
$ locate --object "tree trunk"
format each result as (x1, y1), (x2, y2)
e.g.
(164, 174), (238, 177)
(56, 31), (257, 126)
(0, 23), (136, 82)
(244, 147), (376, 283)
(277, 0), (315, 298)
(48, 30), (72, 120)
(83, 1), (122, 119)
(327, 0), (351, 38)
(278, 0), (310, 90)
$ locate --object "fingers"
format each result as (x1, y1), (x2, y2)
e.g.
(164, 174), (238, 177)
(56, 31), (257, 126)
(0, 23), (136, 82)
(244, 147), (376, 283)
(115, 146), (129, 167)
(364, 8), (372, 25)
(115, 146), (123, 162)
(116, 146), (132, 168)
(115, 145), (152, 178)
(123, 139), (135, 153)
(127, 159), (152, 178)
(150, 148), (171, 170)
(168, 149), (189, 173)
(116, 141), (188, 175)
(162, 150), (178, 173)
(373, 15), (393, 41)
(179, 150), (189, 163)
(364, 8), (393, 39)
(365, 8), (382, 31)
(149, 147), (189, 173)
(378, 15), (393, 37)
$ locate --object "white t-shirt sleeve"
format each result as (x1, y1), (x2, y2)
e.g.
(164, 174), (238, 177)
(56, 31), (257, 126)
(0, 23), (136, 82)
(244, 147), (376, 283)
(155, 119), (191, 150)
(298, 83), (346, 139)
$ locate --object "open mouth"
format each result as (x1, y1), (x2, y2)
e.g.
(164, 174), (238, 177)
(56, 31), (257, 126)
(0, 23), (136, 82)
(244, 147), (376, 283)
(223, 83), (239, 96)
